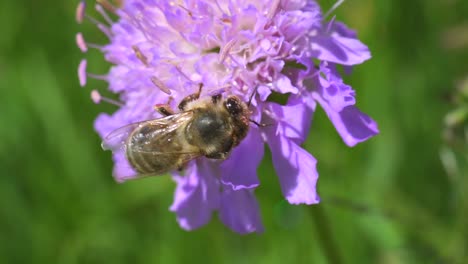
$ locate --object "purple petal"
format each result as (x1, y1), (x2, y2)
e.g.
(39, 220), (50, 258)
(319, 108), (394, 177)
(194, 53), (230, 88)
(169, 41), (198, 57)
(276, 10), (321, 40)
(94, 113), (114, 138)
(268, 94), (316, 143)
(310, 22), (371, 65)
(311, 63), (379, 146)
(280, 0), (309, 10)
(257, 85), (272, 101)
(94, 111), (128, 138)
(219, 188), (264, 234)
(273, 74), (299, 94)
(332, 21), (358, 38)
(318, 81), (356, 113)
(170, 160), (220, 230)
(163, 7), (192, 33)
(265, 130), (320, 205)
(311, 35), (371, 65)
(112, 151), (139, 182)
(339, 106), (379, 144)
(313, 94), (379, 146)
(220, 126), (263, 190)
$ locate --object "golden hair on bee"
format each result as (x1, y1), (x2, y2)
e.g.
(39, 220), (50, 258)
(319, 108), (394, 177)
(102, 87), (251, 178)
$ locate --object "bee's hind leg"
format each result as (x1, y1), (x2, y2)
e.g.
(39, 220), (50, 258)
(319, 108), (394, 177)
(176, 162), (189, 172)
(178, 83), (203, 111)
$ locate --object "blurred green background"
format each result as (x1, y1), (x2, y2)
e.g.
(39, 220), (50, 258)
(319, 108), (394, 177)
(1, 0), (467, 263)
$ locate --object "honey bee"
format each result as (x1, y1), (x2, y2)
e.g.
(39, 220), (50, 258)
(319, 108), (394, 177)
(102, 85), (251, 177)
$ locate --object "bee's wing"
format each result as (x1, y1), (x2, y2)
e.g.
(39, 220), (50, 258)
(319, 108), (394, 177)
(101, 122), (142, 152)
(102, 112), (203, 181)
(102, 111), (196, 154)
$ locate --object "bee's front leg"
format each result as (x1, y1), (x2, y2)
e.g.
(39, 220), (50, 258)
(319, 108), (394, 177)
(178, 83), (203, 111)
(154, 104), (175, 116)
(154, 96), (176, 116)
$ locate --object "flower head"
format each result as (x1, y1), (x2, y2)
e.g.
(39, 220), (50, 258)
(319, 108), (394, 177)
(77, 0), (378, 234)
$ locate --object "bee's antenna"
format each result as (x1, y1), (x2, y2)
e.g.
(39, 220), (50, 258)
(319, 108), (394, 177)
(247, 86), (271, 127)
(249, 119), (270, 127)
(247, 86), (259, 107)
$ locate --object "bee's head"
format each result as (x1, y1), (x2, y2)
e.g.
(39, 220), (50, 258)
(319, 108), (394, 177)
(223, 96), (245, 117)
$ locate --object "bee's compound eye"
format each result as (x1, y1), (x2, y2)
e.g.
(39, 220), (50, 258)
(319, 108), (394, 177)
(224, 97), (242, 116)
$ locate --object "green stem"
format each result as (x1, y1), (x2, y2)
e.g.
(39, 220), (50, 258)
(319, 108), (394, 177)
(310, 205), (343, 264)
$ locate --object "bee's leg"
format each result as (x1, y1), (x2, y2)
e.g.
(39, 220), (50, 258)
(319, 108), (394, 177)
(154, 104), (175, 116)
(211, 94), (222, 104)
(178, 83), (203, 111)
(154, 97), (175, 116)
(176, 163), (188, 172)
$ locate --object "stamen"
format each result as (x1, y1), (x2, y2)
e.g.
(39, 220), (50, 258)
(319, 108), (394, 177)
(132, 45), (149, 66)
(88, 73), (108, 81)
(95, 4), (114, 25)
(88, 43), (104, 50)
(76, 33), (88, 52)
(78, 59), (108, 86)
(228, 54), (244, 68)
(263, 109), (295, 127)
(91, 90), (124, 106)
(263, 109), (279, 121)
(326, 16), (337, 33)
(266, 0), (280, 19)
(303, 66), (322, 80)
(214, 0), (229, 16)
(177, 4), (194, 19)
(96, 0), (117, 14)
(174, 65), (198, 84)
(218, 38), (237, 64)
(85, 14), (103, 26)
(150, 76), (172, 95)
(206, 34), (220, 43)
(324, 0), (346, 18)
(91, 90), (101, 103)
(76, 1), (86, 24)
(220, 16), (232, 24)
(207, 85), (230, 96)
(115, 0), (124, 8)
(127, 19), (152, 44)
(290, 23), (311, 45)
(97, 23), (113, 39)
(78, 59), (87, 86)
(75, 33), (104, 51)
(85, 14), (113, 38)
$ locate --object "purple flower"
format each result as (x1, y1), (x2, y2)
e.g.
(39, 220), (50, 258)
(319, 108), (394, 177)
(77, 0), (378, 234)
